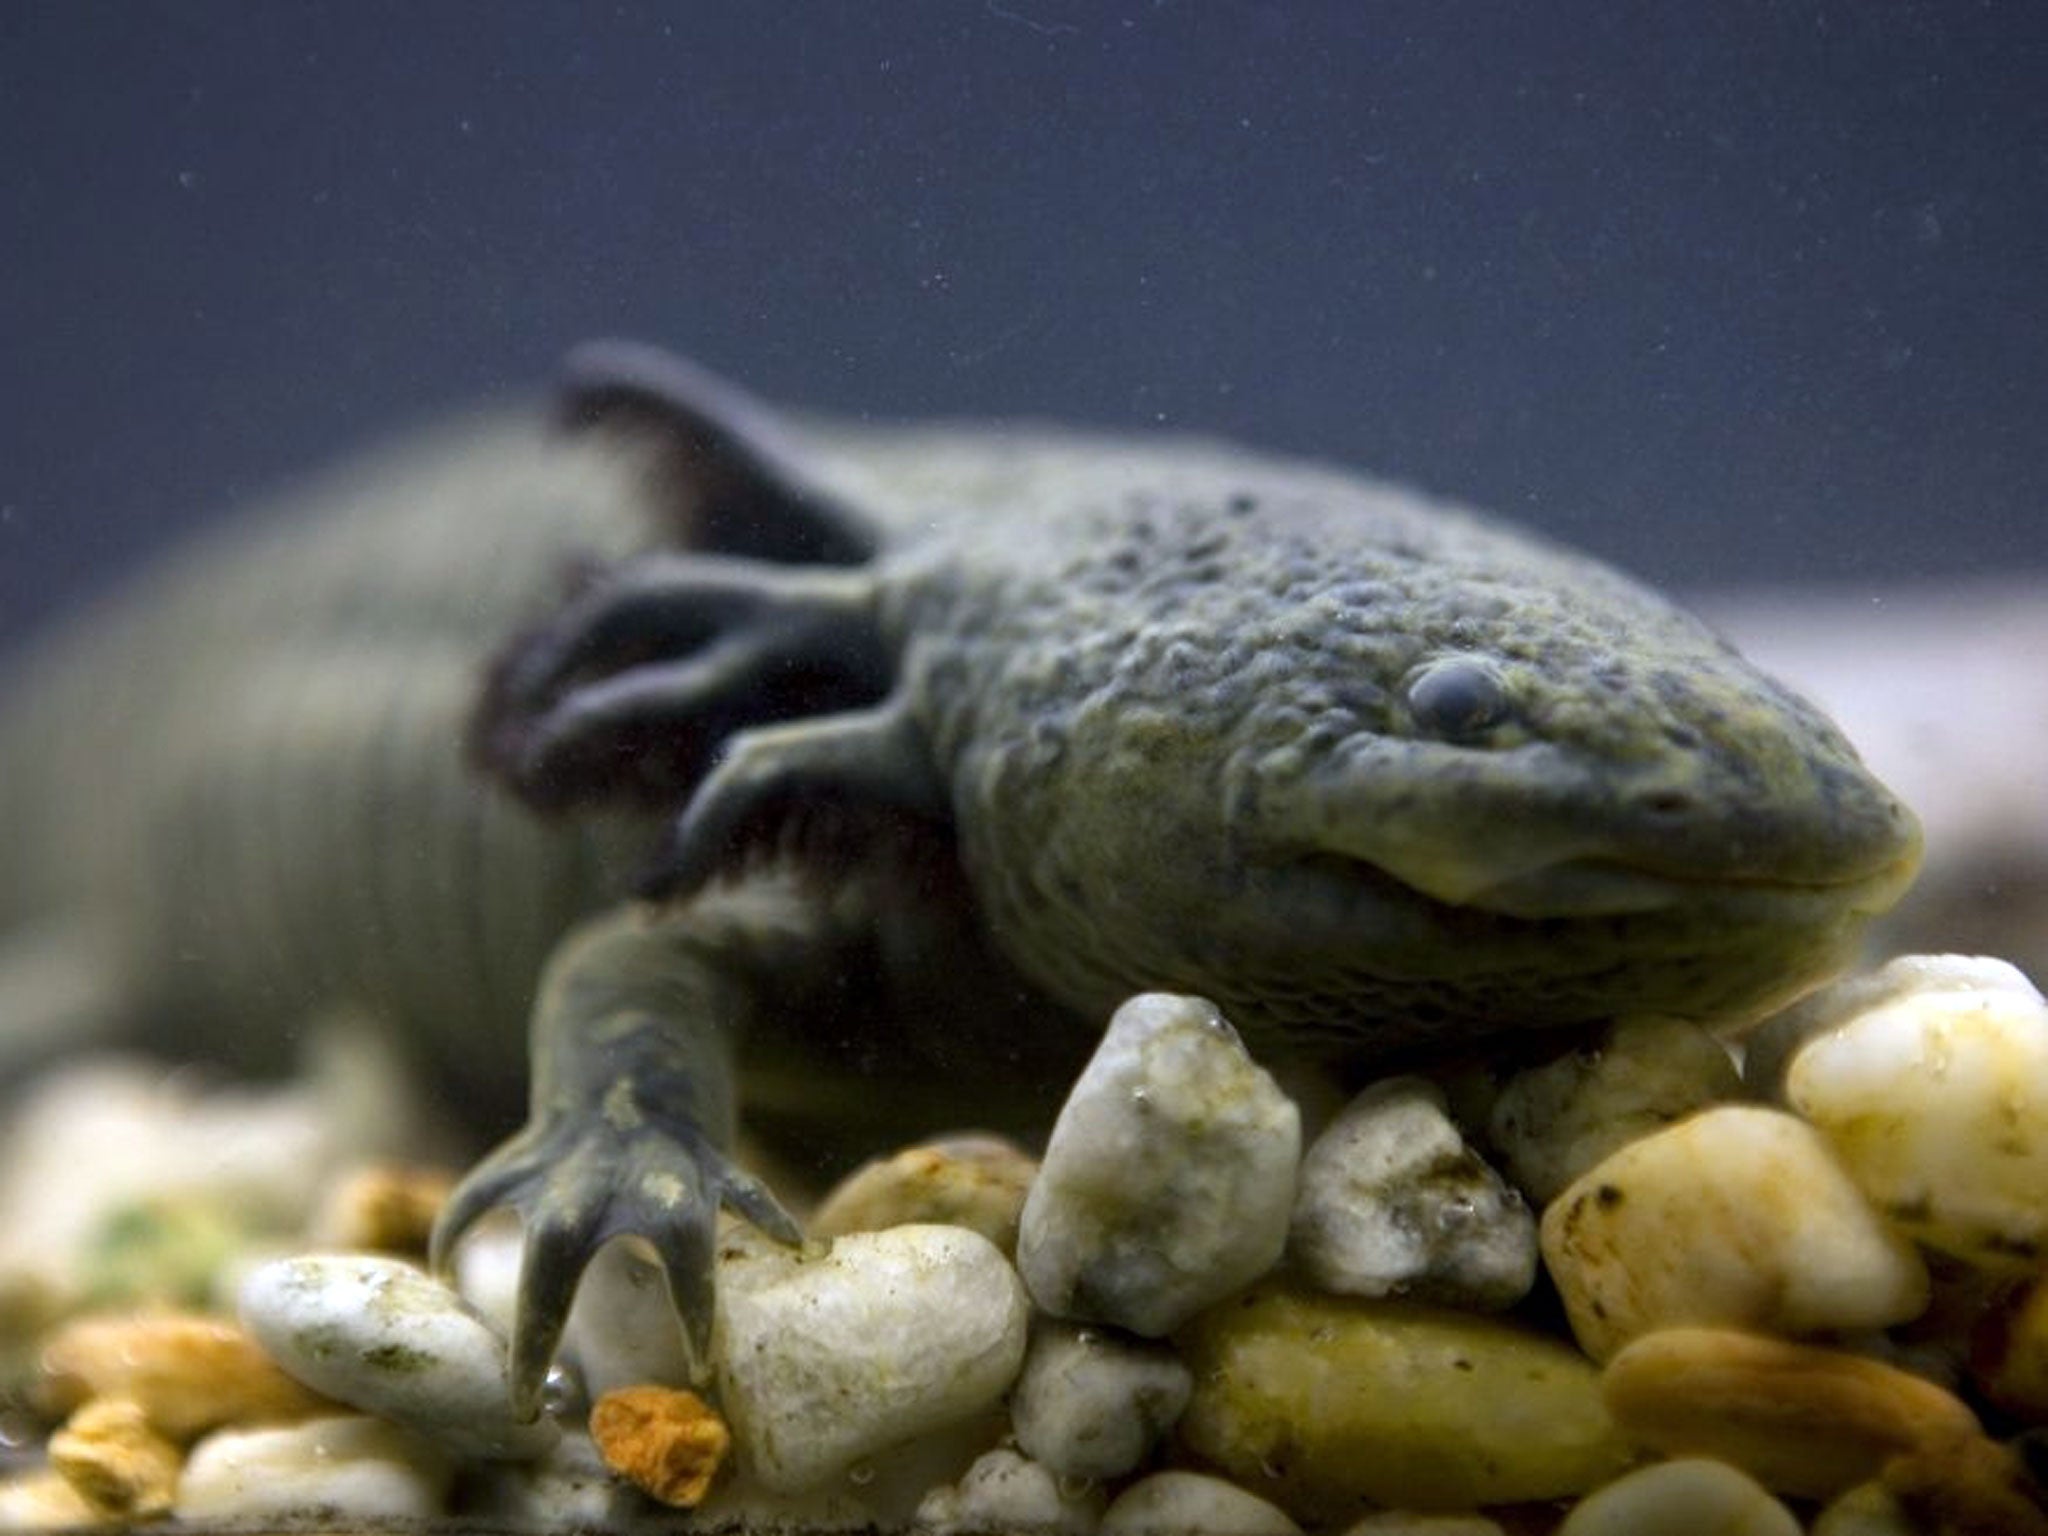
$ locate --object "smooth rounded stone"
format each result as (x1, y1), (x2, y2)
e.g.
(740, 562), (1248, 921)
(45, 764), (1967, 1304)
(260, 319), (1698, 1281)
(712, 1223), (1027, 1492)
(1100, 1471), (1301, 1535)
(1290, 1076), (1535, 1310)
(0, 1471), (100, 1531)
(1010, 1317), (1193, 1480)
(915, 1448), (1106, 1535)
(1743, 952), (2039, 1099)
(1335, 1515), (1506, 1536)
(46, 1398), (181, 1518)
(1539, 1104), (1929, 1360)
(1556, 1457), (1800, 1536)
(1177, 1285), (1632, 1519)
(1490, 1016), (1742, 1204)
(1018, 993), (1301, 1336)
(809, 1134), (1038, 1255)
(1811, 1481), (1919, 1536)
(1783, 954), (2048, 1271)
(175, 1414), (454, 1523)
(237, 1252), (559, 1460)
(1601, 1327), (1981, 1499)
(34, 1307), (336, 1441)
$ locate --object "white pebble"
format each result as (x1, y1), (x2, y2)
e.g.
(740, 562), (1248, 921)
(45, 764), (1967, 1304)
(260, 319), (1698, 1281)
(1555, 1456), (1800, 1535)
(175, 1414), (452, 1524)
(713, 1224), (1027, 1492)
(1784, 954), (2048, 1270)
(462, 1430), (647, 1531)
(1101, 1470), (1301, 1535)
(1018, 993), (1301, 1335)
(1539, 1105), (1929, 1360)
(237, 1253), (559, 1460)
(1291, 1076), (1536, 1310)
(1491, 1017), (1742, 1203)
(1010, 1318), (1193, 1480)
(915, 1448), (1105, 1535)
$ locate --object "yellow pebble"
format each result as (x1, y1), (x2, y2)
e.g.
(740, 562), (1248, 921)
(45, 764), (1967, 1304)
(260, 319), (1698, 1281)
(48, 1398), (182, 1518)
(589, 1384), (731, 1508)
(36, 1307), (337, 1442)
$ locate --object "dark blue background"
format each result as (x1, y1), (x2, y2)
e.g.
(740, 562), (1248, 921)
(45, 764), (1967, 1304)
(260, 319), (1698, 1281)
(4, 1), (2045, 642)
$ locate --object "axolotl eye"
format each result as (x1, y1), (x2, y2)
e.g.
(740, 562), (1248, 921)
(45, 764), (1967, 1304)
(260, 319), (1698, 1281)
(1404, 655), (1512, 742)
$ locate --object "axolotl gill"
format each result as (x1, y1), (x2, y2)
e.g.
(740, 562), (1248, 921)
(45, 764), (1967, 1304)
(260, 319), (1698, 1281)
(0, 342), (1920, 1411)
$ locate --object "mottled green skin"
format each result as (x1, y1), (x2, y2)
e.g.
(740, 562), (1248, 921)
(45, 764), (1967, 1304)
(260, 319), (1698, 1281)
(810, 424), (1921, 1054)
(0, 346), (1920, 1405)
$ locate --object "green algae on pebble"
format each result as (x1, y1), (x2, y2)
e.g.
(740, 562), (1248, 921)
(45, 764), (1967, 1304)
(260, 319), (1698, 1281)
(1175, 1285), (1633, 1518)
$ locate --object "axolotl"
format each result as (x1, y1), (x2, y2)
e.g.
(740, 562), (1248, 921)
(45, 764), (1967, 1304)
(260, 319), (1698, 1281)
(0, 343), (1921, 1411)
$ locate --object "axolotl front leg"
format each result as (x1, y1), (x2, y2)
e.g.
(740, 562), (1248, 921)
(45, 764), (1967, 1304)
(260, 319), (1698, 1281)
(430, 904), (798, 1415)
(435, 348), (953, 1415)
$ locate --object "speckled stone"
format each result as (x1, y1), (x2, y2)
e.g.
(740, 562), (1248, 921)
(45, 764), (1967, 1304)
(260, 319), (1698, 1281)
(1540, 1104), (1929, 1360)
(713, 1223), (1027, 1493)
(237, 1252), (559, 1460)
(1783, 954), (2048, 1271)
(1018, 993), (1300, 1336)
(1009, 1317), (1192, 1480)
(915, 1448), (1106, 1535)
(1177, 1285), (1632, 1519)
(174, 1414), (454, 1524)
(1100, 1470), (1302, 1535)
(1555, 1457), (1800, 1535)
(1490, 1016), (1742, 1204)
(1601, 1327), (1981, 1499)
(1290, 1077), (1535, 1311)
(810, 1134), (1038, 1255)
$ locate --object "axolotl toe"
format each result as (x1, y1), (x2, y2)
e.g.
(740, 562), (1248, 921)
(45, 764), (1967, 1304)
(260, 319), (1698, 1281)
(0, 341), (1920, 1413)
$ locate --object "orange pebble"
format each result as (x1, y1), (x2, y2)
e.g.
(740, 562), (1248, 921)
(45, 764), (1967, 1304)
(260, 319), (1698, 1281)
(589, 1385), (731, 1508)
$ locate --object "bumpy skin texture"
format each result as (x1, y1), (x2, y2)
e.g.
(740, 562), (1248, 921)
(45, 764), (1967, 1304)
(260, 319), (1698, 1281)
(0, 342), (1920, 1410)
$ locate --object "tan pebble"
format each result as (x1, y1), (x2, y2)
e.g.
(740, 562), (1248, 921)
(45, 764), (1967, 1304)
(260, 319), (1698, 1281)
(1540, 1104), (1929, 1360)
(0, 1470), (102, 1530)
(589, 1384), (731, 1508)
(36, 1308), (338, 1441)
(1969, 1269), (2048, 1421)
(1881, 1426), (2048, 1536)
(1602, 1327), (1980, 1498)
(810, 1135), (1037, 1254)
(47, 1397), (183, 1518)
(307, 1162), (454, 1254)
(1557, 1456), (1800, 1535)
(1176, 1285), (1633, 1520)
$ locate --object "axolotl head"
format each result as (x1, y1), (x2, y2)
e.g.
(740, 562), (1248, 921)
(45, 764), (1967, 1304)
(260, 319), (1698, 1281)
(959, 467), (1922, 1058)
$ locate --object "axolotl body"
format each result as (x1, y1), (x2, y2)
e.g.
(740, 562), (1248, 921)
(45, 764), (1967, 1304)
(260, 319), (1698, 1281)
(0, 344), (1921, 1409)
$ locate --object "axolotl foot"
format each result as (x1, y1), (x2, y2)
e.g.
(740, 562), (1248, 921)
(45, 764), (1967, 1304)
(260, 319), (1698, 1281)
(430, 1075), (800, 1419)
